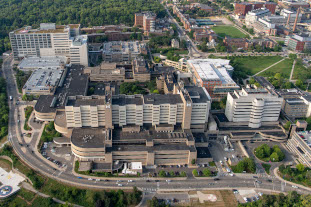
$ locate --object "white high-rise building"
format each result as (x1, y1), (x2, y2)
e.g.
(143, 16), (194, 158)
(9, 23), (88, 66)
(225, 88), (283, 128)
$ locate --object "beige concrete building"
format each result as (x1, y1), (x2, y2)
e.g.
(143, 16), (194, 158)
(65, 84), (211, 132)
(225, 88), (283, 128)
(132, 58), (150, 82)
(70, 127), (197, 169)
(84, 63), (126, 82)
(287, 129), (311, 168)
(9, 23), (89, 66)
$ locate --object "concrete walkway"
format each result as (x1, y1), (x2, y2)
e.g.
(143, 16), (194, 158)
(253, 58), (286, 76)
(290, 60), (296, 81)
(233, 24), (253, 39)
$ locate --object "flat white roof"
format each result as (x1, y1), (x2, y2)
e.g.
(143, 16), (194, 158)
(23, 68), (64, 92)
(18, 56), (67, 69)
(102, 41), (145, 54)
(187, 59), (237, 85)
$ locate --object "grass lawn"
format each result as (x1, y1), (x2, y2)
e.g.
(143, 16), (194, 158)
(234, 56), (283, 75)
(261, 58), (293, 78)
(0, 158), (12, 172)
(261, 163), (271, 175)
(212, 26), (247, 38)
(18, 188), (36, 202)
(292, 61), (311, 80)
(174, 49), (188, 55)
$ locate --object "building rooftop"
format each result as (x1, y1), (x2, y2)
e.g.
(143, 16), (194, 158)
(144, 94), (183, 105)
(71, 128), (111, 149)
(67, 96), (108, 107)
(35, 65), (88, 113)
(187, 59), (237, 86)
(185, 86), (211, 103)
(102, 41), (146, 55)
(18, 56), (67, 70)
(112, 95), (144, 106)
(23, 68), (64, 94)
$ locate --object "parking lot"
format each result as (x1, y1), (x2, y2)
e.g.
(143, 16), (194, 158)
(41, 142), (73, 170)
(233, 189), (262, 204)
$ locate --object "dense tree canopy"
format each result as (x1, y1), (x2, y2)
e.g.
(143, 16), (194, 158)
(0, 0), (166, 55)
(0, 0), (166, 37)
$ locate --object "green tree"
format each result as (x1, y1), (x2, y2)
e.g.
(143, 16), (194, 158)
(152, 89), (159, 94)
(249, 77), (256, 84)
(284, 121), (291, 130)
(203, 168), (211, 177)
(295, 79), (304, 89)
(270, 152), (279, 162)
(191, 159), (196, 165)
(158, 170), (166, 177)
(296, 163), (305, 172)
(169, 171), (175, 177)
(284, 81), (293, 89)
(180, 171), (187, 177)
(289, 53), (297, 60)
(192, 169), (198, 176)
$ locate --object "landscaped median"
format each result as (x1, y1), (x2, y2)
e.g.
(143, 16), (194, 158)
(192, 168), (217, 179)
(23, 106), (33, 132)
(254, 144), (285, 162)
(277, 164), (311, 188)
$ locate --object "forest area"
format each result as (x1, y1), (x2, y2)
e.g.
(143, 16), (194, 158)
(0, 0), (167, 55)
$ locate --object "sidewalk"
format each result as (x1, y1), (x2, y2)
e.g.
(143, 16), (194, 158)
(253, 58), (286, 76)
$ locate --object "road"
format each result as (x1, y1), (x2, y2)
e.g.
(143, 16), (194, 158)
(164, 5), (201, 57)
(2, 56), (311, 204)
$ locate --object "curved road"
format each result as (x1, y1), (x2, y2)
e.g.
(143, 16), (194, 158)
(2, 57), (311, 197)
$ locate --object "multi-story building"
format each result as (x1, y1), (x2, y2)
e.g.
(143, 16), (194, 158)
(286, 33), (311, 52)
(102, 41), (147, 62)
(64, 85), (211, 132)
(187, 59), (239, 100)
(84, 63), (126, 82)
(235, 2), (276, 16)
(132, 58), (150, 82)
(287, 129), (311, 168)
(245, 8), (271, 26)
(70, 127), (197, 167)
(22, 68), (65, 95)
(164, 59), (188, 71)
(9, 23), (89, 66)
(134, 12), (156, 33)
(225, 88), (283, 128)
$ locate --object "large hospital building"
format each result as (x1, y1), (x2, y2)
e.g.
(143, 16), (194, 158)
(9, 23), (89, 66)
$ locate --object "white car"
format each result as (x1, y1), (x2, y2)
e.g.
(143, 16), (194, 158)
(128, 180), (133, 183)
(292, 185), (298, 189)
(258, 192), (263, 196)
(96, 179), (100, 181)
(118, 184), (123, 187)
(243, 197), (248, 202)
(88, 178), (92, 181)
(229, 173), (234, 176)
